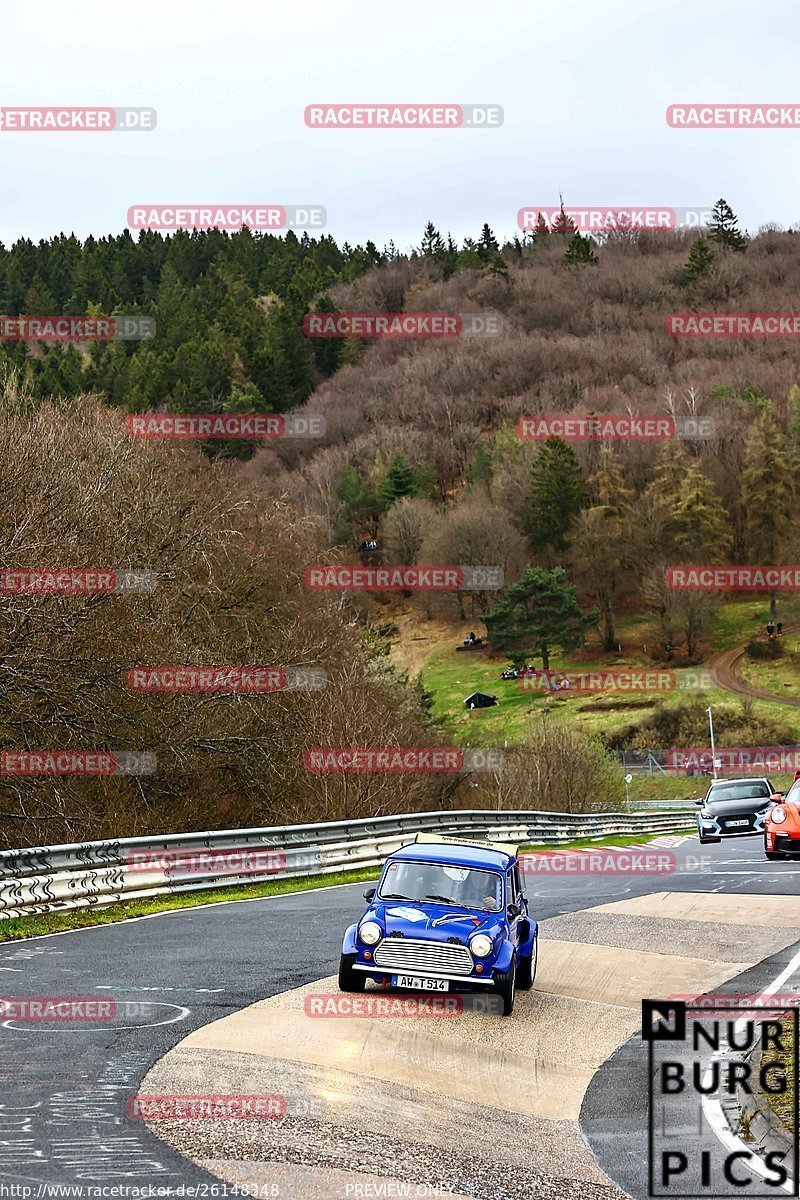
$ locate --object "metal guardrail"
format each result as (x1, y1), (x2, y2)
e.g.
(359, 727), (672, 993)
(632, 798), (700, 810)
(0, 807), (695, 918)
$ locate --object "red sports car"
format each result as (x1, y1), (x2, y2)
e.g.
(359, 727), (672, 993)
(764, 784), (800, 859)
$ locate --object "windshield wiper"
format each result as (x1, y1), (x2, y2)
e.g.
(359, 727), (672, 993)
(424, 894), (470, 907)
(380, 892), (417, 901)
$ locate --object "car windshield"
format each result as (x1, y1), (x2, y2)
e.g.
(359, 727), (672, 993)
(708, 782), (771, 802)
(378, 859), (504, 912)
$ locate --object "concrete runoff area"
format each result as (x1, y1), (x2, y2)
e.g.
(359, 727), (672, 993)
(137, 890), (800, 1199)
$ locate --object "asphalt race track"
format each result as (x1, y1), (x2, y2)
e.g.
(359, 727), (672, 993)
(3, 834), (800, 1199)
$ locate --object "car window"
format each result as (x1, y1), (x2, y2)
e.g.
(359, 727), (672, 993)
(378, 859), (504, 911)
(708, 782), (771, 801)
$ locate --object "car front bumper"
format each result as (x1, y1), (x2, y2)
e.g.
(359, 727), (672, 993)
(352, 963), (495, 986)
(698, 812), (767, 838)
(771, 834), (800, 855)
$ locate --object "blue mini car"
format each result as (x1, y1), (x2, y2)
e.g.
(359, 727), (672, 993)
(338, 833), (538, 1015)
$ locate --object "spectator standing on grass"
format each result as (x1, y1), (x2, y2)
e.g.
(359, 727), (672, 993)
(778, 621), (784, 636)
(767, 619), (775, 638)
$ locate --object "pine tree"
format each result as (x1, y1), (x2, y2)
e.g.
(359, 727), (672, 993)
(457, 239), (484, 271)
(741, 410), (796, 615)
(564, 233), (598, 266)
(335, 467), (378, 542)
(482, 567), (597, 669)
(708, 198), (747, 252)
(592, 448), (634, 516)
(788, 386), (800, 471)
(419, 222), (446, 259)
(378, 453), (417, 510)
(524, 438), (587, 557)
(679, 237), (715, 287)
(23, 274), (58, 316)
(551, 200), (576, 236)
(671, 463), (732, 560)
(532, 212), (551, 241)
(477, 224), (500, 262)
(412, 459), (440, 501)
(468, 440), (493, 488)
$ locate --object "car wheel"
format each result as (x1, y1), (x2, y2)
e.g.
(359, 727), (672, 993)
(765, 851), (787, 861)
(698, 836), (720, 844)
(494, 953), (516, 1016)
(516, 935), (537, 990)
(338, 953), (366, 992)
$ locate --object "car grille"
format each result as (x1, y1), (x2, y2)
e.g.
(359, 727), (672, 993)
(721, 815), (755, 831)
(373, 937), (473, 975)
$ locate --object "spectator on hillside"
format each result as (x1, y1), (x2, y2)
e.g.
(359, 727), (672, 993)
(778, 621), (784, 636)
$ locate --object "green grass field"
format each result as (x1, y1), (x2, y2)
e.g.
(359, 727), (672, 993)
(713, 598), (800, 652)
(738, 643), (800, 701)
(418, 602), (800, 782)
(422, 643), (726, 746)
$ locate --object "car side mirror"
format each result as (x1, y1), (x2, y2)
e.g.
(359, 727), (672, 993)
(363, 887), (376, 902)
(507, 903), (522, 918)
(694, 798), (704, 805)
(770, 793), (782, 803)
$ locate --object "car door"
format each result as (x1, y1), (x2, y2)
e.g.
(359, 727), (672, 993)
(506, 867), (523, 948)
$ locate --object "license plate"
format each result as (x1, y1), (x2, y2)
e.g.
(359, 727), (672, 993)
(391, 974), (449, 992)
(726, 819), (749, 827)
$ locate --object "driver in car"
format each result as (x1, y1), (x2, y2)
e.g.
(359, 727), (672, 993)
(460, 872), (502, 911)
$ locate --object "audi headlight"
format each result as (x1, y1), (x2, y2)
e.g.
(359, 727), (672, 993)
(358, 920), (382, 945)
(771, 807), (787, 824)
(470, 934), (493, 959)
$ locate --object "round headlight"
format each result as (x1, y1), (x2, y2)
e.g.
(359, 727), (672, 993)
(470, 934), (493, 959)
(359, 920), (382, 945)
(771, 807), (787, 824)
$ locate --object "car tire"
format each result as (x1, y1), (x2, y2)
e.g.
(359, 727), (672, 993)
(765, 851), (787, 861)
(698, 836), (720, 844)
(338, 953), (366, 992)
(494, 953), (516, 1016)
(516, 935), (537, 990)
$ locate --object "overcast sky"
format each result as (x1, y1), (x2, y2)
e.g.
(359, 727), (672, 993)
(2, 0), (798, 251)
